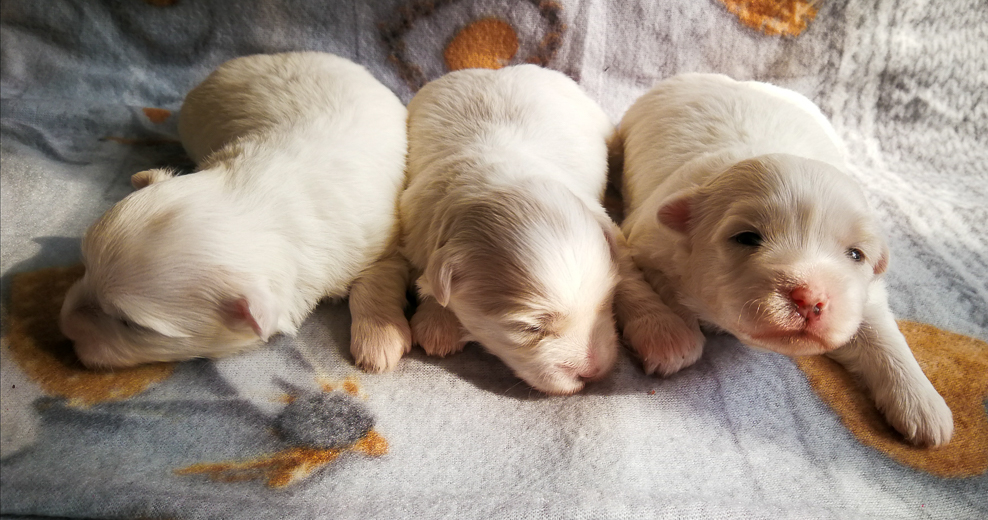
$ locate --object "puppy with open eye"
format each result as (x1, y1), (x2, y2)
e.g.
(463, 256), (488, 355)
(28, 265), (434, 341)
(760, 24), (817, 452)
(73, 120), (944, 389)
(60, 52), (411, 368)
(350, 65), (623, 395)
(615, 73), (953, 446)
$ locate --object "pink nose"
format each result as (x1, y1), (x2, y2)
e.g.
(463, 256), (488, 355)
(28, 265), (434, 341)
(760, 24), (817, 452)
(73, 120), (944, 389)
(578, 364), (602, 381)
(578, 349), (605, 381)
(790, 286), (827, 321)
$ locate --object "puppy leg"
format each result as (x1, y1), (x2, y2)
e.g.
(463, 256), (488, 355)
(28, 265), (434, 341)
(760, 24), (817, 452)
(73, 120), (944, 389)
(349, 249), (412, 373)
(411, 295), (467, 357)
(613, 235), (705, 376)
(826, 281), (953, 446)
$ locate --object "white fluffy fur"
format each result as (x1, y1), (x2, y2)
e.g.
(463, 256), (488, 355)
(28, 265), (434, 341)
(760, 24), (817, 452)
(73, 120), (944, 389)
(355, 65), (621, 395)
(60, 52), (410, 368)
(616, 73), (953, 446)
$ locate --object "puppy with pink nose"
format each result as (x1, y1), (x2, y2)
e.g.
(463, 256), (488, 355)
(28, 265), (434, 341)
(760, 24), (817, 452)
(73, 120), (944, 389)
(351, 65), (621, 395)
(615, 73), (953, 446)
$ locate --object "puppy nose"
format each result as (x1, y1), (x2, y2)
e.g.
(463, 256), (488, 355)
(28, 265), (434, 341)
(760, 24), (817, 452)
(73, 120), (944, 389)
(578, 365), (601, 381)
(790, 286), (827, 321)
(577, 354), (604, 381)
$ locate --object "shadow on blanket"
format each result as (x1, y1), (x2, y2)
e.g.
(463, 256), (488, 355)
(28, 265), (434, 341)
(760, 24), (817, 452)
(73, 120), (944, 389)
(5, 263), (986, 479)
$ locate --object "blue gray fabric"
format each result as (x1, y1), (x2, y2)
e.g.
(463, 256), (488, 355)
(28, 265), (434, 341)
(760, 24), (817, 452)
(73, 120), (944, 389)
(2, 0), (986, 518)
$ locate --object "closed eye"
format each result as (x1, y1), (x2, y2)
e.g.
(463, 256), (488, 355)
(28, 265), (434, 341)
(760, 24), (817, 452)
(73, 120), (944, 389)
(522, 323), (546, 335)
(114, 314), (150, 334)
(515, 312), (562, 340)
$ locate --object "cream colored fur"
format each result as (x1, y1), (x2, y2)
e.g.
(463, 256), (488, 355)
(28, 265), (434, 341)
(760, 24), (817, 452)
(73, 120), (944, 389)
(616, 73), (953, 446)
(354, 65), (621, 395)
(60, 52), (409, 368)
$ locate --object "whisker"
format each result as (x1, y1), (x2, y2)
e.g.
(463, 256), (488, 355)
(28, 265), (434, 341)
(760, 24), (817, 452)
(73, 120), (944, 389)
(503, 379), (523, 395)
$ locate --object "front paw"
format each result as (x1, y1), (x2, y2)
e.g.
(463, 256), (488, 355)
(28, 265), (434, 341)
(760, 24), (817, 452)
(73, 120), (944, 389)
(623, 312), (705, 377)
(877, 383), (954, 447)
(411, 301), (466, 357)
(350, 314), (412, 373)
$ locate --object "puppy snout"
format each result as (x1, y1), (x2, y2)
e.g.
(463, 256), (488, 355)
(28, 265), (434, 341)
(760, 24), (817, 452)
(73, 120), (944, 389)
(578, 365), (603, 381)
(72, 341), (110, 369)
(790, 286), (827, 321)
(580, 348), (604, 381)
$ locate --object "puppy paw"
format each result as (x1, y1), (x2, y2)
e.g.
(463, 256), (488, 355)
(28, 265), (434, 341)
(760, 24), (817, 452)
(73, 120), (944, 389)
(623, 312), (705, 377)
(878, 384), (954, 447)
(350, 315), (412, 373)
(411, 300), (466, 357)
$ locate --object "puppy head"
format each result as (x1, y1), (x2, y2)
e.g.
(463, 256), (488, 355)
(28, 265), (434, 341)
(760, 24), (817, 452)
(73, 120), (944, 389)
(658, 154), (888, 356)
(419, 183), (620, 395)
(60, 169), (281, 368)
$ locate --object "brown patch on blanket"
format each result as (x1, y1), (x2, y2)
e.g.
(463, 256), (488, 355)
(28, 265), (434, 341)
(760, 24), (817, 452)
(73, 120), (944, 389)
(175, 430), (388, 488)
(142, 107), (172, 123)
(5, 265), (175, 406)
(525, 1), (565, 67)
(380, 0), (566, 91)
(794, 321), (988, 477)
(318, 375), (364, 397)
(444, 18), (519, 71)
(717, 0), (817, 37)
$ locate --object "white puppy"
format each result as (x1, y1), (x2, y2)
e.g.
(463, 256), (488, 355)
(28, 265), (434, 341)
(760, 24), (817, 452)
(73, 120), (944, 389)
(60, 52), (411, 368)
(351, 65), (621, 395)
(615, 73), (953, 446)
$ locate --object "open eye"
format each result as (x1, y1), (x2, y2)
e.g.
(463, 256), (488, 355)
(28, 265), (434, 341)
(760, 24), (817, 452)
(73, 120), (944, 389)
(847, 248), (865, 262)
(733, 232), (763, 247)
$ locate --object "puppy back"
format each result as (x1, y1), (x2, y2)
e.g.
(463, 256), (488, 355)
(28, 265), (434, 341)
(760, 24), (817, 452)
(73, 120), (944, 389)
(620, 73), (846, 211)
(179, 52), (405, 165)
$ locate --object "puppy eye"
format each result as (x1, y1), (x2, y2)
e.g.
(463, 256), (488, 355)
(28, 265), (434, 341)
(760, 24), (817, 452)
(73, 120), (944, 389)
(847, 248), (865, 262)
(733, 232), (763, 247)
(118, 317), (138, 330)
(523, 324), (545, 335)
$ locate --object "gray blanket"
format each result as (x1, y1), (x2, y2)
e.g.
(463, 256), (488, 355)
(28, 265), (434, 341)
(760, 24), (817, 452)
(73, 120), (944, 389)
(2, 1), (986, 518)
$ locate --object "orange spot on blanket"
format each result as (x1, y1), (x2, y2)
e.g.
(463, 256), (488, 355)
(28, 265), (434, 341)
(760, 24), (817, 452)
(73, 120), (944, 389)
(444, 18), (519, 71)
(175, 430), (388, 487)
(5, 265), (175, 406)
(380, 0), (566, 91)
(142, 107), (172, 123)
(795, 321), (988, 477)
(318, 375), (363, 397)
(718, 0), (817, 37)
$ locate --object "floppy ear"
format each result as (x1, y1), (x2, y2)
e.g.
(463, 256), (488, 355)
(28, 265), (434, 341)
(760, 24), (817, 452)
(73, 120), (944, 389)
(873, 239), (890, 275)
(225, 286), (281, 341)
(588, 209), (621, 263)
(418, 246), (459, 307)
(131, 169), (176, 190)
(657, 190), (696, 234)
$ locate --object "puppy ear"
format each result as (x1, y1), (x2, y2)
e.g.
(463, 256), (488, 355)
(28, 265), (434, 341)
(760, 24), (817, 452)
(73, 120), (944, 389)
(226, 286), (281, 341)
(657, 191), (696, 234)
(419, 246), (459, 307)
(589, 209), (621, 263)
(131, 169), (175, 190)
(873, 239), (890, 275)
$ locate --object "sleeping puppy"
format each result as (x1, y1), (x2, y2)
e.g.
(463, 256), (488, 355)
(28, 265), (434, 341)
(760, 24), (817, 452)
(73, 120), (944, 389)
(615, 73), (953, 446)
(351, 65), (621, 395)
(60, 52), (410, 368)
